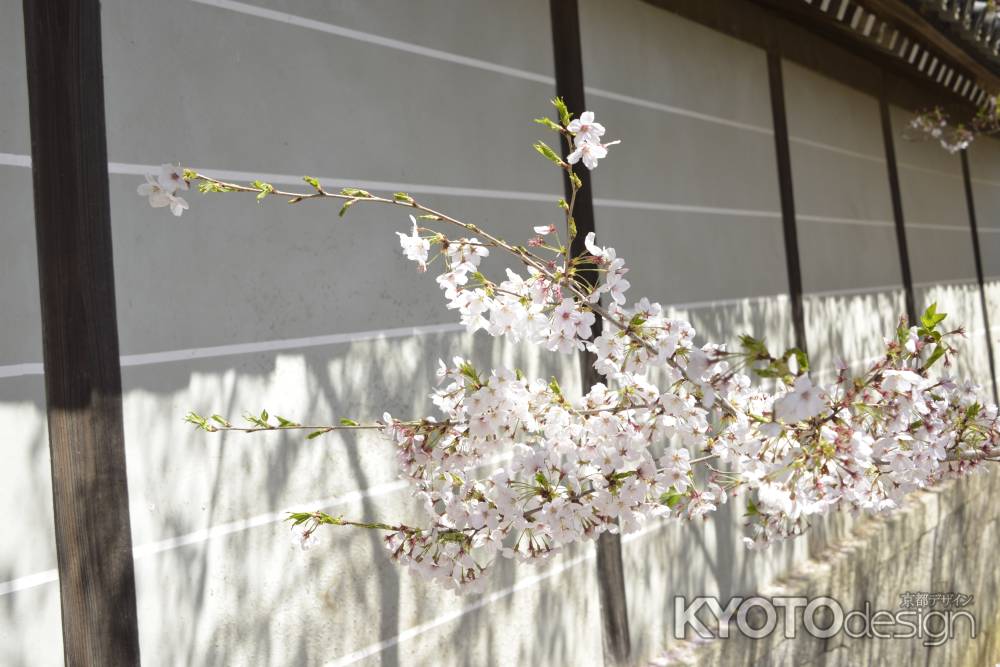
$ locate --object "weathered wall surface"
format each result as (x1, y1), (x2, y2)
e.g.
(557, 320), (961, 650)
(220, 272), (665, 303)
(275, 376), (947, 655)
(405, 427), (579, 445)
(1, 1), (999, 666)
(661, 467), (1000, 667)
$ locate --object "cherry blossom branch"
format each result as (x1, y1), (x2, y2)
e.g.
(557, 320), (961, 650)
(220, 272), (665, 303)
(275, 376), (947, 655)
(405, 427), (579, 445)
(139, 99), (1000, 593)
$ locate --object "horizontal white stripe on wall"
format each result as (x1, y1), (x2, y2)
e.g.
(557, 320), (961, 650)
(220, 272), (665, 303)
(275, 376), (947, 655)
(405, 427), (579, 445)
(188, 0), (774, 136)
(789, 135), (884, 164)
(0, 475), (407, 597)
(184, 0), (989, 188)
(0, 292), (794, 379)
(1, 152), (784, 216)
(325, 518), (669, 667)
(0, 322), (466, 379)
(13, 152), (992, 235)
(0, 275), (988, 380)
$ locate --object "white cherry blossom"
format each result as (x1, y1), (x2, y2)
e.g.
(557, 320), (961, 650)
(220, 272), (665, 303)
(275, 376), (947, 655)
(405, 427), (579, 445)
(567, 111), (606, 146)
(397, 215), (430, 271)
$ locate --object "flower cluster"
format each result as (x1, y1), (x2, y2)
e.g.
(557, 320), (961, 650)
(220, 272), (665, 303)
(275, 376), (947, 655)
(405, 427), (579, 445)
(565, 111), (620, 169)
(171, 101), (1000, 593)
(137, 163), (190, 216)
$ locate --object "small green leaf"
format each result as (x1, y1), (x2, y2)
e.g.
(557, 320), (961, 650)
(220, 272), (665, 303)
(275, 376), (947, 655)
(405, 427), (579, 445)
(303, 176), (322, 191)
(307, 429), (327, 440)
(659, 490), (684, 509)
(393, 192), (414, 204)
(252, 181), (274, 201)
(339, 199), (356, 217)
(198, 181), (233, 194)
(533, 141), (565, 167)
(551, 96), (572, 127)
(339, 417), (360, 427)
(184, 412), (211, 430)
(921, 302), (947, 329)
(925, 344), (946, 369)
(534, 117), (563, 132)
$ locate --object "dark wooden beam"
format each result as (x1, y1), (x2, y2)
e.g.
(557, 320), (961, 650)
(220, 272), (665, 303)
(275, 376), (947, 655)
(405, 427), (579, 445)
(644, 0), (978, 117)
(767, 52), (808, 354)
(960, 150), (1000, 404)
(879, 78), (918, 325)
(22, 0), (141, 664)
(855, 0), (1000, 91)
(549, 2), (631, 665)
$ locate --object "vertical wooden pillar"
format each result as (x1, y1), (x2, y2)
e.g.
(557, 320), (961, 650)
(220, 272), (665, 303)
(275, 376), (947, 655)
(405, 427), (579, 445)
(878, 82), (918, 326)
(549, 1), (631, 665)
(766, 51), (808, 354)
(22, 1), (141, 664)
(960, 150), (1000, 404)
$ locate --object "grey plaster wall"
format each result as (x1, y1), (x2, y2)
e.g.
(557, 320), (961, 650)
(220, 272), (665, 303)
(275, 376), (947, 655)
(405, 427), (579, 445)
(1, 1), (999, 666)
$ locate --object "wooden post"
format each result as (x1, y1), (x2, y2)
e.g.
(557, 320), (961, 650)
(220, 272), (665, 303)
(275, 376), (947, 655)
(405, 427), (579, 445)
(549, 1), (631, 665)
(960, 149), (1000, 404)
(878, 78), (918, 326)
(22, 1), (142, 664)
(766, 51), (808, 354)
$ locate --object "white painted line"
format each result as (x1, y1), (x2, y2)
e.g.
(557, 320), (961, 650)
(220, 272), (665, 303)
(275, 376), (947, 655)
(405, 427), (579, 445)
(788, 136), (884, 164)
(785, 135), (962, 183)
(0, 569), (59, 597)
(0, 363), (44, 379)
(325, 519), (670, 667)
(797, 213), (973, 233)
(595, 197), (780, 219)
(119, 158), (561, 203)
(803, 283), (903, 299)
(0, 293), (798, 380)
(0, 455), (513, 597)
(188, 0), (554, 85)
(118, 323), (466, 369)
(186, 0), (774, 135)
(907, 222), (976, 232)
(970, 177), (1000, 189)
(666, 292), (787, 312)
(0, 152), (31, 167)
(0, 322), (467, 379)
(325, 549), (595, 667)
(130, 477), (412, 560)
(0, 153), (557, 202)
(896, 161), (962, 180)
(802, 277), (982, 300)
(3, 152), (786, 218)
(797, 213), (893, 228)
(914, 277), (980, 289)
(585, 86), (772, 135)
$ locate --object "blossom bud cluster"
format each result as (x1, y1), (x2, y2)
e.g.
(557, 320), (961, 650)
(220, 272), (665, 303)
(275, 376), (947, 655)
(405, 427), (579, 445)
(908, 108), (975, 153)
(376, 111), (1000, 591)
(161, 106), (1000, 593)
